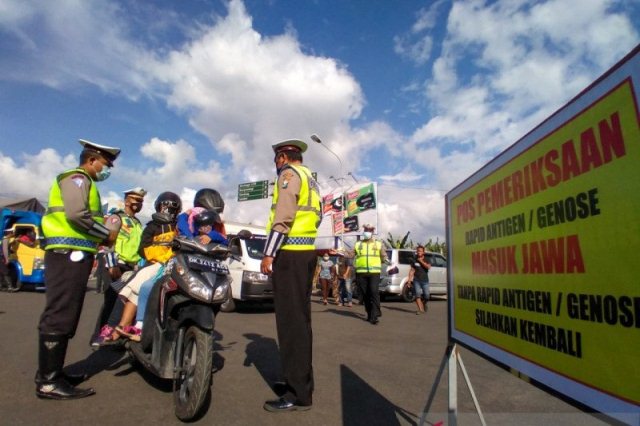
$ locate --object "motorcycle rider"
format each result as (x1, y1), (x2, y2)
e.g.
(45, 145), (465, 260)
(177, 188), (227, 243)
(102, 191), (181, 343)
(128, 201), (227, 337)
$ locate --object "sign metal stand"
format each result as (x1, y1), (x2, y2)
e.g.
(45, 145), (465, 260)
(419, 342), (486, 426)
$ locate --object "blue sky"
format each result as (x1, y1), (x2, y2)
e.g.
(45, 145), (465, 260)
(1, 0), (639, 243)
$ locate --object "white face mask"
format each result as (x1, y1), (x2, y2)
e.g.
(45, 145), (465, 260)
(323, 256), (329, 261)
(363, 231), (372, 240)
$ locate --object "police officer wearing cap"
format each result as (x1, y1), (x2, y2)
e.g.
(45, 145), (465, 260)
(260, 139), (322, 412)
(90, 186), (146, 346)
(36, 139), (120, 400)
(354, 224), (388, 324)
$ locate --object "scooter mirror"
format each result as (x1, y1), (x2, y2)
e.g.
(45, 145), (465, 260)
(237, 229), (252, 240)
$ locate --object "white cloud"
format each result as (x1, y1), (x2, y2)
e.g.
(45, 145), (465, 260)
(413, 0), (639, 193)
(393, 0), (447, 66)
(379, 169), (424, 183)
(153, 0), (364, 166)
(0, 149), (76, 201)
(0, 0), (154, 98)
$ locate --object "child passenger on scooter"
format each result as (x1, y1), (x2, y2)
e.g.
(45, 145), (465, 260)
(176, 188), (227, 244)
(98, 191), (181, 343)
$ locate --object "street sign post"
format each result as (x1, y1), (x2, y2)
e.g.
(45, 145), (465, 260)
(237, 180), (269, 201)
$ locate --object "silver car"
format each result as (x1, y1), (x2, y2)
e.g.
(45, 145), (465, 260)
(379, 248), (447, 302)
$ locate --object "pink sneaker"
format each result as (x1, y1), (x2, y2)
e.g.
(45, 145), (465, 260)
(116, 325), (142, 342)
(90, 325), (116, 347)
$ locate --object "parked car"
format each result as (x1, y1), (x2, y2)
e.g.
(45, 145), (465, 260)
(379, 248), (447, 302)
(220, 222), (272, 312)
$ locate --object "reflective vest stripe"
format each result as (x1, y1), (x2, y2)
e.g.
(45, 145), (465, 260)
(46, 206), (102, 216)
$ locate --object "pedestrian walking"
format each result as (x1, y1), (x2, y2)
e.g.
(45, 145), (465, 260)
(36, 139), (120, 399)
(354, 224), (388, 325)
(260, 139), (321, 412)
(337, 254), (353, 307)
(407, 245), (431, 314)
(318, 253), (335, 305)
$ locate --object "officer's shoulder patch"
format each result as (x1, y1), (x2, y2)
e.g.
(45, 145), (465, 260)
(71, 176), (85, 187)
(281, 170), (295, 180)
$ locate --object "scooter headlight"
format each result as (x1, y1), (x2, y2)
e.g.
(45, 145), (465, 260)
(212, 281), (229, 303)
(184, 275), (213, 302)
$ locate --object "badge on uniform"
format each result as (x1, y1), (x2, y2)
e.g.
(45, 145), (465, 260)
(70, 251), (85, 262)
(282, 180), (289, 189)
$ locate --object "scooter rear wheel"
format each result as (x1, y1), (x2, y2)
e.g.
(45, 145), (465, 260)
(173, 326), (213, 421)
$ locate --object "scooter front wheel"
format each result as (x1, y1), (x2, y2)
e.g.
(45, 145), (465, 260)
(173, 326), (213, 421)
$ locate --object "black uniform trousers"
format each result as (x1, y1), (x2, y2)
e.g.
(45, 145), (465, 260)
(271, 249), (316, 406)
(39, 250), (94, 337)
(356, 272), (381, 321)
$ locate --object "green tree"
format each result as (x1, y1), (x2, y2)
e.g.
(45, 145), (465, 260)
(385, 231), (412, 249)
(385, 232), (448, 256)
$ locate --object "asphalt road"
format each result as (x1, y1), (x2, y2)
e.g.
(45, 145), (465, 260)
(0, 284), (610, 426)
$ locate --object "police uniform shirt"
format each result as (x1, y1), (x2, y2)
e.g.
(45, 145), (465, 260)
(59, 172), (110, 241)
(354, 238), (389, 264)
(270, 168), (302, 235)
(103, 210), (141, 267)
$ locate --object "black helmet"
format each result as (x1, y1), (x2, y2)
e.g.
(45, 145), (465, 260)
(154, 191), (182, 215)
(193, 210), (221, 228)
(194, 188), (225, 213)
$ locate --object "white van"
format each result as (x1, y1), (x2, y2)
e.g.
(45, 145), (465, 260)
(221, 222), (272, 312)
(379, 248), (447, 302)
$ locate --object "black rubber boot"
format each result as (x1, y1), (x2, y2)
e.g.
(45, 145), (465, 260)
(35, 334), (95, 400)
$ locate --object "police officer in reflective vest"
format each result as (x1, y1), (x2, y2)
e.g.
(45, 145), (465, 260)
(90, 187), (146, 346)
(354, 224), (388, 325)
(260, 139), (321, 412)
(36, 139), (120, 400)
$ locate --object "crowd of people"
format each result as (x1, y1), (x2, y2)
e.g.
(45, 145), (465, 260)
(32, 137), (431, 414)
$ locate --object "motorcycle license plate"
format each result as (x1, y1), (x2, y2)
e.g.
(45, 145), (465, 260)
(185, 255), (229, 274)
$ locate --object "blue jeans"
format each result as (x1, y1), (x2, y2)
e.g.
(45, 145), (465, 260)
(135, 265), (165, 323)
(413, 279), (430, 300)
(339, 278), (352, 304)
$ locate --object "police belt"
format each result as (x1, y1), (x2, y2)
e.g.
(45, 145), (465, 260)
(43, 237), (98, 250)
(282, 236), (315, 245)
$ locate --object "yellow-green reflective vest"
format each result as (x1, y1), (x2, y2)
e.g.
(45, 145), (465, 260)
(113, 212), (143, 264)
(354, 240), (383, 273)
(42, 168), (104, 253)
(267, 164), (321, 251)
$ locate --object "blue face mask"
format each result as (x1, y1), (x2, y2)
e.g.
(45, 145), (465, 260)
(95, 165), (111, 182)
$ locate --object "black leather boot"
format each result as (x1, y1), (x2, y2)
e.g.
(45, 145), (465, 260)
(35, 334), (95, 400)
(63, 372), (90, 386)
